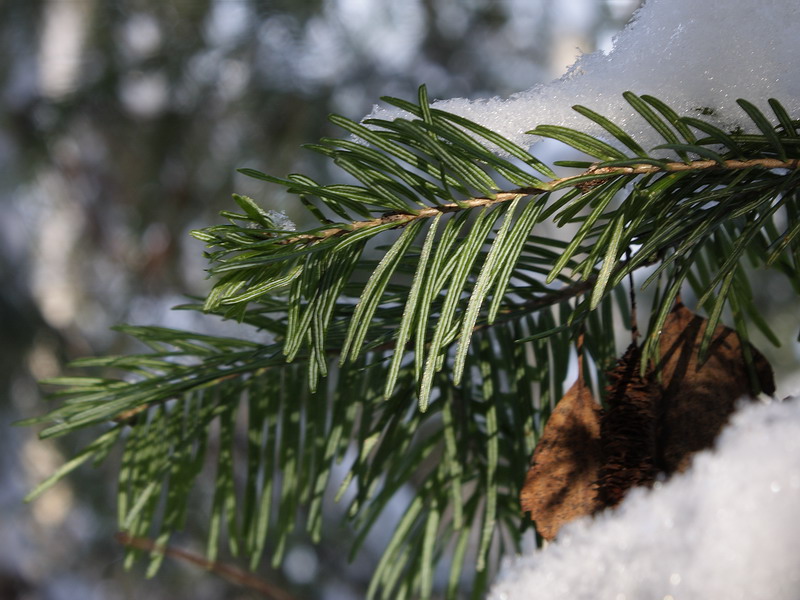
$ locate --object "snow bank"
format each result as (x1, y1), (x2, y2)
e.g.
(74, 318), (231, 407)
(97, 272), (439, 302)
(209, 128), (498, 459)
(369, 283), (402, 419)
(488, 398), (800, 600)
(368, 0), (800, 155)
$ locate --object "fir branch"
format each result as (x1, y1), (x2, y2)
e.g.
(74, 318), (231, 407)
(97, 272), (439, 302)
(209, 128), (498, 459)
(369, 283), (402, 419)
(279, 192), (528, 245)
(26, 92), (800, 600)
(585, 157), (800, 176)
(277, 157), (800, 246)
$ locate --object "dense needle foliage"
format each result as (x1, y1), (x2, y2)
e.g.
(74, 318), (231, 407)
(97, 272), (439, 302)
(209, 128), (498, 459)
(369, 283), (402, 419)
(23, 88), (800, 598)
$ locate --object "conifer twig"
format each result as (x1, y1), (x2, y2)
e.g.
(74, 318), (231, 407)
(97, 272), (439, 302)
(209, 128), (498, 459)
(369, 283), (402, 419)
(278, 157), (800, 245)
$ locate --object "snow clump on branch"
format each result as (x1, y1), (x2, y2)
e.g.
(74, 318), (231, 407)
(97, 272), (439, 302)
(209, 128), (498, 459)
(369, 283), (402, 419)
(367, 0), (800, 156)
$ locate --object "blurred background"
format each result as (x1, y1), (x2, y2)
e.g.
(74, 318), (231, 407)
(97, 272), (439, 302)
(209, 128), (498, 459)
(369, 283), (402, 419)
(18, 1), (799, 598)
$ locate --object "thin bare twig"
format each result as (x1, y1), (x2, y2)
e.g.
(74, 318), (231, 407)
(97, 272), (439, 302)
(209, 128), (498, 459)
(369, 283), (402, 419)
(115, 532), (301, 600)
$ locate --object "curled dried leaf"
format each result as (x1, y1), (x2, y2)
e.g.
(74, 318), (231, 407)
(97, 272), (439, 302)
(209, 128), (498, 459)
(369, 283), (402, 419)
(653, 302), (776, 473)
(596, 343), (657, 509)
(520, 370), (602, 540)
(521, 302), (776, 538)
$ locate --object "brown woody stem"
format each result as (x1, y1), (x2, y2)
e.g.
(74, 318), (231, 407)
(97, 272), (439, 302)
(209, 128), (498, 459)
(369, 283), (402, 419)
(115, 532), (300, 600)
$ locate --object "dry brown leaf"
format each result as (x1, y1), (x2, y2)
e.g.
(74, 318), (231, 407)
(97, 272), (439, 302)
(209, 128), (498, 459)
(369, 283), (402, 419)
(521, 302), (776, 537)
(596, 343), (657, 509)
(520, 369), (603, 540)
(653, 302), (776, 473)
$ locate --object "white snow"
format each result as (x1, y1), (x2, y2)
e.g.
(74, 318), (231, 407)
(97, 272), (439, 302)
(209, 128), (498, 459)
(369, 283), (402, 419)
(488, 398), (800, 600)
(266, 209), (297, 231)
(367, 0), (800, 157)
